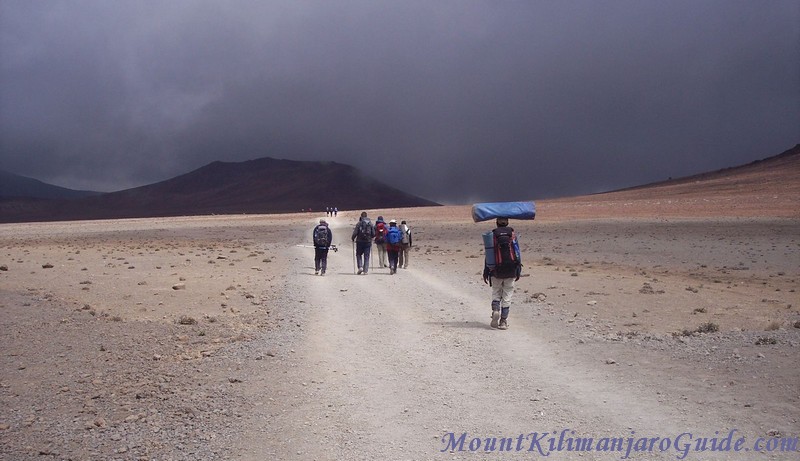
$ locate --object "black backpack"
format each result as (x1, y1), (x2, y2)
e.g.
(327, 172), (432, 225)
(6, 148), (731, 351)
(356, 219), (373, 241)
(493, 227), (520, 278)
(314, 224), (330, 247)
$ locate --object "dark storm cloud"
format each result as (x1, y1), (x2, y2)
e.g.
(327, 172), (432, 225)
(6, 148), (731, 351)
(1, 1), (798, 203)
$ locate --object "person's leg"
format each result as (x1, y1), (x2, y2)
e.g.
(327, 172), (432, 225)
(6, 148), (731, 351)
(320, 249), (328, 274)
(363, 244), (372, 274)
(314, 248), (322, 274)
(490, 283), (502, 328)
(356, 243), (365, 273)
(498, 278), (515, 329)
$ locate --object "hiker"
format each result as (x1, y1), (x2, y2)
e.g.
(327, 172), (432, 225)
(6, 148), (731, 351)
(385, 219), (403, 275)
(482, 217), (522, 330)
(334, 207), (338, 217)
(374, 216), (388, 268)
(398, 220), (412, 269)
(351, 211), (375, 275)
(313, 218), (333, 276)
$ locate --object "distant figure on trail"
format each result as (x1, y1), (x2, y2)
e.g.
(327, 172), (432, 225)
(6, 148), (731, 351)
(482, 217), (522, 330)
(313, 218), (333, 276)
(385, 219), (403, 275)
(398, 220), (412, 269)
(351, 212), (375, 275)
(334, 207), (338, 217)
(326, 207), (331, 217)
(374, 216), (388, 268)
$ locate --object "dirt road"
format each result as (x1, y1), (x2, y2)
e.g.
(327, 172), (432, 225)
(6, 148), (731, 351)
(1, 211), (797, 460)
(225, 215), (799, 460)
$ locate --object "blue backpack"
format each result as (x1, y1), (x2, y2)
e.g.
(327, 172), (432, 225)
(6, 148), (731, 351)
(386, 227), (403, 245)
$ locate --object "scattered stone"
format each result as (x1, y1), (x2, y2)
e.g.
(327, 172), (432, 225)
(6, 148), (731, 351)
(42, 263), (54, 269)
(172, 283), (186, 290)
(587, 300), (597, 306)
(605, 359), (616, 365)
(0, 265), (8, 271)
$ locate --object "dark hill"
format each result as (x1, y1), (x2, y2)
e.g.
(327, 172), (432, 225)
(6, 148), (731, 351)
(0, 158), (440, 223)
(0, 170), (101, 200)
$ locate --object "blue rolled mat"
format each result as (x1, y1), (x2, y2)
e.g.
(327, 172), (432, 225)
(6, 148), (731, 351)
(471, 201), (536, 223)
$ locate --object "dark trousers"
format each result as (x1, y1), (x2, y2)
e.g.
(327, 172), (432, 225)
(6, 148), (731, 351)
(314, 248), (329, 273)
(387, 249), (399, 270)
(355, 241), (371, 272)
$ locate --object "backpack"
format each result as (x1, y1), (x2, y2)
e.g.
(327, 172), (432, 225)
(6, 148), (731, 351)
(375, 222), (387, 244)
(386, 227), (403, 245)
(400, 225), (410, 244)
(313, 224), (330, 247)
(356, 218), (373, 241)
(493, 227), (520, 278)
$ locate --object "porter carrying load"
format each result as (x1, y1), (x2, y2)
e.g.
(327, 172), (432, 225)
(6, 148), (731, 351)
(473, 201), (534, 271)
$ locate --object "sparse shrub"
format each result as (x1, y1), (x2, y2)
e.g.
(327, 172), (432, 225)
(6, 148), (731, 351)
(755, 337), (777, 345)
(765, 321), (781, 331)
(693, 307), (707, 314)
(695, 322), (719, 334)
(178, 316), (197, 325)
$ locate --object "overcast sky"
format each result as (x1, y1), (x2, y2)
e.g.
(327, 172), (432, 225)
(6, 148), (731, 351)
(1, 1), (798, 204)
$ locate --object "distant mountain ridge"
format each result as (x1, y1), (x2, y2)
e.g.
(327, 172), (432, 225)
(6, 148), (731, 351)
(592, 144), (800, 201)
(0, 170), (101, 200)
(608, 143), (800, 195)
(0, 158), (440, 223)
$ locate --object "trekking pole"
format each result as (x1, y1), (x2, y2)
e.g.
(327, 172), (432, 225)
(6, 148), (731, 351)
(352, 241), (356, 274)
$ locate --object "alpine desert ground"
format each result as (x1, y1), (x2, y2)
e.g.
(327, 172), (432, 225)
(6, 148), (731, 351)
(1, 174), (799, 460)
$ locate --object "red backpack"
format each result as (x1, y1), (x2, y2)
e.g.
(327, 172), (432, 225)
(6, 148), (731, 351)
(375, 222), (387, 244)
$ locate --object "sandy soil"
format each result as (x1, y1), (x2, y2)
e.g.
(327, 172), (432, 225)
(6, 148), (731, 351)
(1, 201), (798, 460)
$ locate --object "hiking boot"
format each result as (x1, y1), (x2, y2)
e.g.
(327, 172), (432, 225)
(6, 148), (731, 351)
(498, 318), (508, 330)
(320, 271), (325, 276)
(314, 270), (319, 275)
(357, 268), (363, 275)
(490, 310), (500, 328)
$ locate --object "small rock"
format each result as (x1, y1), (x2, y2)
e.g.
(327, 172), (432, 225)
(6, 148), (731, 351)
(605, 359), (616, 365)
(0, 265), (8, 271)
(587, 300), (597, 306)
(172, 283), (186, 290)
(42, 263), (54, 269)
